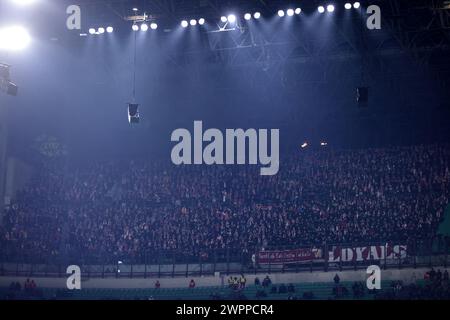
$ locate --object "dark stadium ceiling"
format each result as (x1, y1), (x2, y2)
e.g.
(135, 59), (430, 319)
(1, 0), (449, 82)
(68, 0), (450, 55)
(66, 0), (450, 67)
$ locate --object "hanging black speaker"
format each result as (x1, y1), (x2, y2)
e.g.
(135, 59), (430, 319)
(356, 87), (369, 107)
(128, 103), (139, 124)
(7, 82), (18, 96)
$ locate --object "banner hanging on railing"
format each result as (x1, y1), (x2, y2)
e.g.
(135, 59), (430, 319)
(256, 244), (407, 264)
(328, 244), (407, 262)
(256, 248), (323, 264)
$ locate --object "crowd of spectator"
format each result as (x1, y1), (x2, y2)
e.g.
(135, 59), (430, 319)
(3, 279), (42, 300)
(0, 144), (449, 264)
(376, 268), (450, 300)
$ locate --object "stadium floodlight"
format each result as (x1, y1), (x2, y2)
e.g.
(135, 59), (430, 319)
(287, 9), (294, 16)
(132, 24), (139, 31)
(353, 2), (361, 9)
(227, 14), (236, 23)
(345, 3), (352, 9)
(140, 23), (148, 31)
(327, 5), (335, 12)
(320, 142), (328, 146)
(181, 20), (188, 28)
(98, 27), (105, 34)
(190, 19), (197, 26)
(132, 7), (138, 12)
(220, 16), (228, 23)
(244, 13), (251, 20)
(198, 18), (205, 25)
(301, 142), (308, 148)
(89, 28), (96, 34)
(295, 8), (302, 15)
(253, 12), (261, 19)
(0, 26), (31, 51)
(106, 26), (113, 33)
(318, 6), (325, 13)
(150, 23), (157, 30)
(278, 10), (285, 17)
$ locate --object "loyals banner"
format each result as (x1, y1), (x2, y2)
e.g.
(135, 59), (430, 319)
(328, 244), (407, 262)
(257, 248), (323, 264)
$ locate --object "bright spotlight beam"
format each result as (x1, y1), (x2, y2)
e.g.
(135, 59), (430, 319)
(287, 9), (294, 16)
(318, 6), (325, 13)
(253, 12), (261, 19)
(244, 13), (251, 21)
(140, 23), (148, 31)
(227, 14), (236, 23)
(278, 10), (285, 17)
(327, 5), (335, 13)
(181, 20), (188, 28)
(0, 26), (31, 51)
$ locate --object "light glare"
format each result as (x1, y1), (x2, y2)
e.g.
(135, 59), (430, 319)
(0, 26), (31, 51)
(227, 14), (236, 23)
(10, 0), (35, 5)
(140, 23), (148, 31)
(181, 20), (188, 28)
(287, 9), (294, 16)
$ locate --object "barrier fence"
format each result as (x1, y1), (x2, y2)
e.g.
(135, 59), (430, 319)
(0, 238), (449, 278)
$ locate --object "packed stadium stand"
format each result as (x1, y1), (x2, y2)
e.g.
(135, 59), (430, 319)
(0, 144), (449, 265)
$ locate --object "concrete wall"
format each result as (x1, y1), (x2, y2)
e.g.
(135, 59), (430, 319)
(0, 267), (440, 289)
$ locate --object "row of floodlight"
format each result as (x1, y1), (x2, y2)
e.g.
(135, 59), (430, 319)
(180, 18), (206, 28)
(88, 26), (114, 35)
(317, 2), (360, 14)
(277, 8), (302, 17)
(86, 2), (362, 36)
(132, 23), (158, 31)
